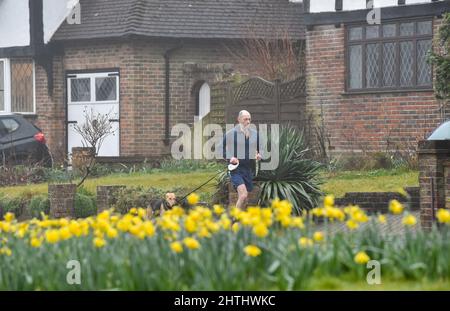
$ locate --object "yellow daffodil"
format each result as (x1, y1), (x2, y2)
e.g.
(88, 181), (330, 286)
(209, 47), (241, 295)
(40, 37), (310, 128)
(138, 208), (147, 219)
(16, 228), (26, 239)
(389, 200), (404, 215)
(59, 218), (69, 227)
(45, 230), (60, 244)
(378, 214), (387, 224)
(279, 216), (292, 228)
(198, 227), (211, 238)
(291, 217), (305, 229)
(354, 251), (370, 264)
(186, 193), (200, 206)
(213, 205), (225, 215)
(271, 198), (281, 209)
(129, 225), (141, 236)
(230, 207), (242, 219)
(298, 237), (313, 248)
(311, 207), (324, 217)
(232, 223), (240, 233)
(4, 212), (15, 222)
(59, 227), (72, 240)
(184, 217), (197, 233)
(97, 210), (110, 221)
(324, 195), (335, 208)
(183, 237), (200, 250)
(0, 247), (12, 256)
(220, 215), (231, 230)
(244, 245), (262, 257)
(346, 219), (359, 230)
(252, 223), (269, 238)
(170, 241), (183, 253)
(143, 221), (155, 237)
(206, 221), (220, 233)
(344, 205), (360, 215)
(437, 209), (450, 224)
(68, 221), (82, 237)
(313, 231), (325, 243)
(106, 227), (118, 239)
(402, 214), (417, 227)
(117, 218), (131, 232)
(261, 208), (273, 226)
(129, 208), (138, 215)
(0, 222), (10, 233)
(93, 237), (106, 248)
(30, 237), (42, 248)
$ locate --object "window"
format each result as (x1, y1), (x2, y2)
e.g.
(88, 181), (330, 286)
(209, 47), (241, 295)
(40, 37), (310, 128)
(0, 58), (35, 113)
(346, 20), (433, 92)
(1, 118), (20, 133)
(194, 82), (210, 120)
(68, 72), (119, 104)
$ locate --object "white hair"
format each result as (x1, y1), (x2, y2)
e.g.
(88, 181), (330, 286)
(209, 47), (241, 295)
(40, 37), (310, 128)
(238, 110), (250, 118)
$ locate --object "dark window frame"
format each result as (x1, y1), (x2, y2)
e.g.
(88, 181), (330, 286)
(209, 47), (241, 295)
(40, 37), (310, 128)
(345, 17), (434, 93)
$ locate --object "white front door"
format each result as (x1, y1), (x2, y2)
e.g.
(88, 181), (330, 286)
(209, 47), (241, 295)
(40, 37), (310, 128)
(67, 71), (120, 159)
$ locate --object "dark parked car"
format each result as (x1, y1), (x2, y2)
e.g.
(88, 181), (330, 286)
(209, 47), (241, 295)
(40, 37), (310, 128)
(0, 113), (53, 167)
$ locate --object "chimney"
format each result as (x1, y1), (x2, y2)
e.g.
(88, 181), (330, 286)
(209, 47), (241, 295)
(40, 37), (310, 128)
(29, 0), (44, 48)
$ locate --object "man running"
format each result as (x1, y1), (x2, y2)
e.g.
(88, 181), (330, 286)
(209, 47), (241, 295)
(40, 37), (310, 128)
(222, 110), (261, 209)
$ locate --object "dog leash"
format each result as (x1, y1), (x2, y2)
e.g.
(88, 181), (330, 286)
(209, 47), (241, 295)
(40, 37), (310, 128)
(176, 170), (225, 205)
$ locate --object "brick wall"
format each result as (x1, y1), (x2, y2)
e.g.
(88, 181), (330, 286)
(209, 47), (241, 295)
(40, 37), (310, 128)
(305, 17), (445, 156)
(418, 140), (450, 230)
(334, 187), (420, 214)
(33, 38), (265, 162)
(34, 55), (66, 162)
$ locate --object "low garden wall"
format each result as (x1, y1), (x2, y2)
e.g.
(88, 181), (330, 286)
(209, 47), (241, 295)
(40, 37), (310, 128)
(334, 187), (420, 214)
(1, 184), (421, 221)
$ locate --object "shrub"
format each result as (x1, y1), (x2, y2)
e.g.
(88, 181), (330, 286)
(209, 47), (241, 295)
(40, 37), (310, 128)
(0, 197), (26, 218)
(74, 193), (97, 218)
(159, 159), (222, 172)
(43, 167), (76, 183)
(0, 165), (46, 186)
(256, 125), (323, 213)
(28, 195), (50, 219)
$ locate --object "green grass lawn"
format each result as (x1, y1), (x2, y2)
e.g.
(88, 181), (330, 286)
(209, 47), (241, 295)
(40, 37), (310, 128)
(0, 169), (219, 200)
(0, 167), (419, 200)
(320, 168), (419, 197)
(308, 275), (450, 290)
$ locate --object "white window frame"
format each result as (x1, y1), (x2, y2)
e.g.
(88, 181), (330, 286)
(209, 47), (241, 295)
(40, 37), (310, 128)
(0, 58), (11, 113)
(68, 72), (120, 105)
(0, 58), (36, 114)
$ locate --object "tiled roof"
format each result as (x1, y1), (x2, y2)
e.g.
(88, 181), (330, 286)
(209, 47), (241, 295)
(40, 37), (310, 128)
(52, 0), (305, 41)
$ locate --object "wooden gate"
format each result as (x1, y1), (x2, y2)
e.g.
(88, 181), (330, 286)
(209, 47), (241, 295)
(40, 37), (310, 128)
(225, 76), (306, 127)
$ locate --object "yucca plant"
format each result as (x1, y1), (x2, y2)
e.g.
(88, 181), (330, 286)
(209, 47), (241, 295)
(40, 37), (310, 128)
(255, 125), (323, 213)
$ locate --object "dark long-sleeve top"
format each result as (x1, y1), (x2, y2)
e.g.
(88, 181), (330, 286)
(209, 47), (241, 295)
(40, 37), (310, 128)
(221, 125), (259, 170)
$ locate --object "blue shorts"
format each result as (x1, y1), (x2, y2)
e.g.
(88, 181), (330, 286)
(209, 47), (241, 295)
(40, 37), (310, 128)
(229, 167), (254, 192)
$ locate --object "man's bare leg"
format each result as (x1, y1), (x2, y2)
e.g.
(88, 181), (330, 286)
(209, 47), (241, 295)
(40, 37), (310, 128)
(236, 184), (248, 209)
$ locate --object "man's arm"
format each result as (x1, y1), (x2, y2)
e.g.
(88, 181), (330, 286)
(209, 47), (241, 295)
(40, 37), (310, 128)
(222, 129), (238, 164)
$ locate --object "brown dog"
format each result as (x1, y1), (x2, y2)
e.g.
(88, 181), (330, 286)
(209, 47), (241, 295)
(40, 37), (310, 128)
(146, 192), (177, 218)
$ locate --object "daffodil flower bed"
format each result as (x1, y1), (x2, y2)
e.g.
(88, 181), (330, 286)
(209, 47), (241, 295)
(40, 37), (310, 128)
(1, 194), (450, 290)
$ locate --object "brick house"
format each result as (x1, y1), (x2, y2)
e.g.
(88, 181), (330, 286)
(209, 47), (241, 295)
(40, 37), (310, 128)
(2, 0), (449, 165)
(303, 0), (449, 158)
(0, 0), (304, 163)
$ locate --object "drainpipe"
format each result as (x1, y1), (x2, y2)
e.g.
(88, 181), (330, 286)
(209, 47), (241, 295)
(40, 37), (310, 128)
(163, 43), (183, 145)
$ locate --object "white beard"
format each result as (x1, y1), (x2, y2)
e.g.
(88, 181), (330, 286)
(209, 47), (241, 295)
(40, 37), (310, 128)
(239, 124), (250, 137)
